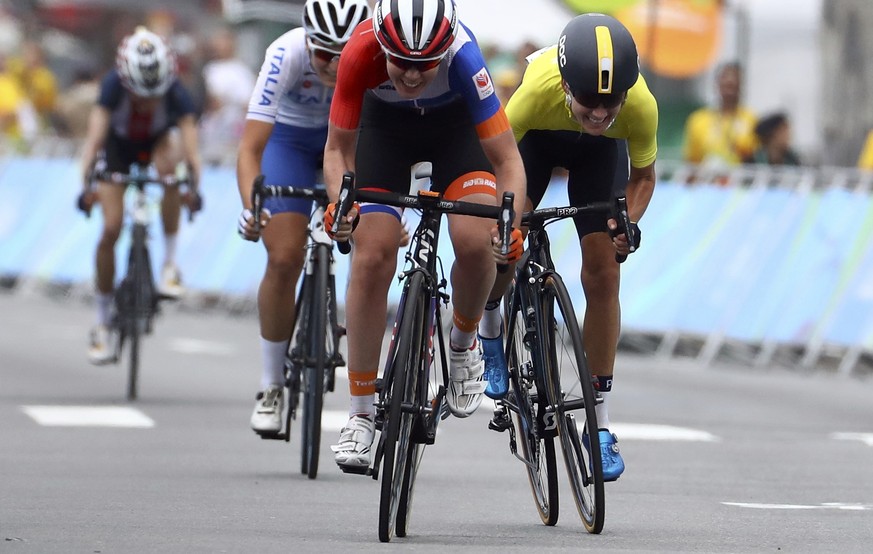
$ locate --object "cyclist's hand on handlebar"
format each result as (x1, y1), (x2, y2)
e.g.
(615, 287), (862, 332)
(607, 218), (641, 258)
(76, 189), (96, 216)
(238, 207), (271, 242)
(184, 190), (203, 214)
(490, 226), (524, 265)
(324, 201), (360, 242)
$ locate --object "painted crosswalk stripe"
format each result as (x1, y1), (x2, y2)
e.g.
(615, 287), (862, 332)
(831, 432), (873, 446)
(22, 406), (155, 428)
(723, 502), (871, 511)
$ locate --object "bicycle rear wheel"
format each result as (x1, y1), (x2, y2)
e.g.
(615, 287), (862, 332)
(505, 284), (559, 526)
(378, 272), (427, 542)
(540, 274), (604, 533)
(300, 245), (329, 479)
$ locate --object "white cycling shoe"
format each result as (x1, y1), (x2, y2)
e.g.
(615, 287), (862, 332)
(331, 415), (375, 473)
(87, 325), (116, 365)
(250, 385), (283, 434)
(446, 339), (486, 418)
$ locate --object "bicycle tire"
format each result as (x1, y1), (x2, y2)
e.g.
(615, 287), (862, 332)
(396, 284), (439, 537)
(540, 274), (604, 533)
(378, 271), (426, 542)
(505, 284), (559, 525)
(125, 225), (150, 401)
(300, 244), (329, 479)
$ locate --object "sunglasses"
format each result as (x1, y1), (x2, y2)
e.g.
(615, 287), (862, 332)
(307, 38), (342, 64)
(385, 52), (442, 72)
(574, 91), (626, 110)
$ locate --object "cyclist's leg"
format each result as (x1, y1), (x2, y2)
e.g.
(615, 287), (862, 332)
(250, 123), (321, 433)
(151, 128), (185, 295)
(480, 131), (555, 398)
(88, 141), (128, 363)
(434, 114), (497, 417)
(332, 98), (410, 468)
(568, 135), (628, 480)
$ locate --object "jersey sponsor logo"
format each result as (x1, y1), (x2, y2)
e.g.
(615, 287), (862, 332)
(462, 177), (496, 190)
(472, 68), (494, 100)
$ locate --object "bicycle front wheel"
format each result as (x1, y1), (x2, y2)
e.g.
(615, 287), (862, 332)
(300, 244), (329, 479)
(540, 274), (604, 533)
(125, 226), (152, 401)
(378, 271), (427, 543)
(505, 283), (559, 526)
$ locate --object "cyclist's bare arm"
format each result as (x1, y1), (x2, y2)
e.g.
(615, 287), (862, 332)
(235, 120), (274, 240)
(608, 161), (655, 255)
(626, 162), (656, 223)
(176, 114), (202, 190)
(79, 105), (111, 188)
(237, 120), (274, 210)
(479, 128), (526, 228)
(323, 123), (358, 204)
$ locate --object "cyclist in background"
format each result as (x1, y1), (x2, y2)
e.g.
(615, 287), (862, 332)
(77, 27), (202, 364)
(483, 14), (659, 481)
(236, 0), (371, 435)
(323, 0), (526, 472)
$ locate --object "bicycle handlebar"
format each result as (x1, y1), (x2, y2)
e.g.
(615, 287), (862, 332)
(334, 171), (513, 258)
(93, 169), (188, 189)
(520, 198), (634, 264)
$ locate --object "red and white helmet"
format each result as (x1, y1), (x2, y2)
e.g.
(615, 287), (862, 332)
(372, 0), (458, 61)
(116, 27), (176, 97)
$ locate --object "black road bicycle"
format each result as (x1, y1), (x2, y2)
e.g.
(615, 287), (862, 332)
(332, 171), (514, 542)
(489, 196), (633, 534)
(89, 163), (192, 401)
(250, 177), (347, 479)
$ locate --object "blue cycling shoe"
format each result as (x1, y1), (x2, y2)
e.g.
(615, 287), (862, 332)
(479, 331), (509, 399)
(584, 429), (625, 482)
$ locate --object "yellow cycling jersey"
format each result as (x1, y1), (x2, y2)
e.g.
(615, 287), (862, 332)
(505, 45), (659, 169)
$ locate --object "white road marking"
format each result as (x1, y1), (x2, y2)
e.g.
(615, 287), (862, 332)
(831, 432), (873, 446)
(723, 502), (872, 511)
(481, 399), (718, 441)
(168, 338), (237, 356)
(22, 406), (155, 428)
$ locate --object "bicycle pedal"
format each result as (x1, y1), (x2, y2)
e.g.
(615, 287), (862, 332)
(338, 464), (369, 476)
(255, 430), (286, 440)
(488, 413), (511, 433)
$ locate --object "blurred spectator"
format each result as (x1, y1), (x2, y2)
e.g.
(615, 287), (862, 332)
(744, 112), (801, 166)
(54, 66), (100, 139)
(0, 53), (38, 152)
(200, 25), (255, 165)
(858, 129), (873, 171)
(7, 39), (59, 133)
(683, 61), (758, 168)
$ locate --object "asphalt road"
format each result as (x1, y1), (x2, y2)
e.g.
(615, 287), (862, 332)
(2, 290), (872, 553)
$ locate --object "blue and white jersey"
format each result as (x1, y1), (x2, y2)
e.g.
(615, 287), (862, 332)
(98, 70), (197, 141)
(246, 27), (333, 129)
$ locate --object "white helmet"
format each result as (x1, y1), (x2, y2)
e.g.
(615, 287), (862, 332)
(302, 0), (371, 47)
(116, 27), (177, 97)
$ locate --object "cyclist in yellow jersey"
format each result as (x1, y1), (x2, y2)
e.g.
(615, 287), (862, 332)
(480, 14), (658, 482)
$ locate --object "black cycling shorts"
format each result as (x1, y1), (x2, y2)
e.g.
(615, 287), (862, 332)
(518, 130), (629, 239)
(102, 128), (173, 172)
(354, 94), (495, 200)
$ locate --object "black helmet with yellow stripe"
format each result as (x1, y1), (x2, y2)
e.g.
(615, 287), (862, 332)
(557, 13), (640, 99)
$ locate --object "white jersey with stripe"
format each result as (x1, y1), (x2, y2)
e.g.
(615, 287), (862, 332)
(245, 27), (333, 129)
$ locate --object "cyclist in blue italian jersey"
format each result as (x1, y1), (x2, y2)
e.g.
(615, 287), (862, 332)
(236, 0), (371, 435)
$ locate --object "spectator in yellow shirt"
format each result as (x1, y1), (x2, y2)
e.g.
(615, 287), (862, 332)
(8, 39), (59, 131)
(683, 61), (757, 168)
(0, 55), (38, 151)
(858, 130), (873, 171)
